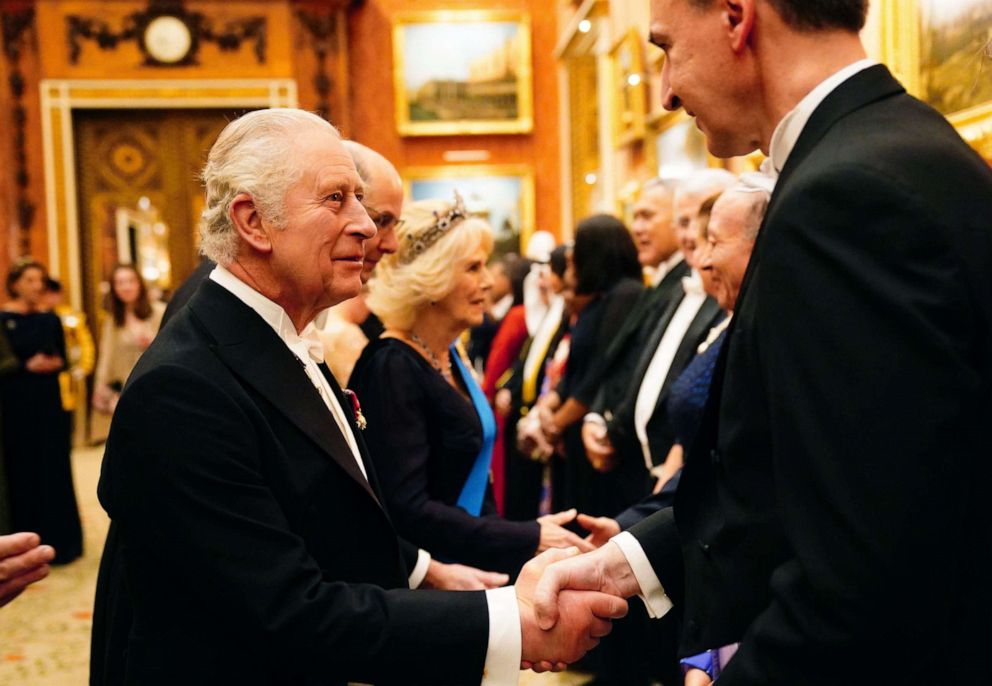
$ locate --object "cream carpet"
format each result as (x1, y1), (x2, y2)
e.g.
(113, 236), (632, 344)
(0, 446), (591, 686)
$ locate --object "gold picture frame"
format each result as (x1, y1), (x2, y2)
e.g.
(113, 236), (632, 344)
(610, 28), (648, 147)
(881, 0), (992, 159)
(403, 164), (536, 256)
(392, 10), (534, 137)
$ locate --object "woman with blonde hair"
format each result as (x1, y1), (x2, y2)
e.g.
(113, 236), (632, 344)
(350, 196), (592, 577)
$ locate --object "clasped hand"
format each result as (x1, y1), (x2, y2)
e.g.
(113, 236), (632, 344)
(515, 548), (628, 672)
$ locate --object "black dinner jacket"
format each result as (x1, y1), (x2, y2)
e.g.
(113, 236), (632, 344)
(572, 258), (689, 407)
(608, 293), (723, 469)
(92, 280), (489, 686)
(631, 65), (992, 685)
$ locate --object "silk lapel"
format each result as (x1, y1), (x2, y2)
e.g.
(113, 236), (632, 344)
(188, 281), (381, 505)
(315, 362), (388, 509)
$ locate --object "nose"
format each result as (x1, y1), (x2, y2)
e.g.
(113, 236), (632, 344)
(378, 225), (400, 255)
(350, 200), (377, 240)
(480, 264), (495, 291)
(660, 59), (681, 112)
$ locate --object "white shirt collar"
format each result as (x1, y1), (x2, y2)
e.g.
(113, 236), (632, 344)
(769, 59), (877, 172)
(650, 251), (685, 287)
(681, 270), (705, 297)
(209, 264), (323, 358)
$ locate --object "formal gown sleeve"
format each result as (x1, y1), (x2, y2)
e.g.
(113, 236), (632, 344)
(356, 345), (540, 576)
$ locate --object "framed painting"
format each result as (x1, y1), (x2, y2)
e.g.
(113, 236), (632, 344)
(882, 0), (992, 159)
(403, 165), (536, 257)
(610, 28), (648, 146)
(392, 10), (533, 137)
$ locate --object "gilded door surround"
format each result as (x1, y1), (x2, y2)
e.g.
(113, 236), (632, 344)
(40, 78), (297, 310)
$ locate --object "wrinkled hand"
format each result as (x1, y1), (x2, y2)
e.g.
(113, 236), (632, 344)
(537, 509), (595, 554)
(0, 533), (55, 608)
(576, 513), (621, 549)
(494, 389), (513, 418)
(25, 353), (62, 374)
(580, 422), (616, 472)
(517, 548), (628, 671)
(421, 559), (508, 590)
(533, 541), (642, 631)
(516, 411), (554, 462)
(684, 668), (714, 686)
(537, 405), (560, 442)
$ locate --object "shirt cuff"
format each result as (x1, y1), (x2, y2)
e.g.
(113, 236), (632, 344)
(408, 548), (431, 589)
(481, 586), (521, 686)
(610, 532), (673, 619)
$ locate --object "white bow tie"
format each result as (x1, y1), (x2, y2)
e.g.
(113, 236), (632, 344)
(681, 273), (705, 297)
(289, 324), (325, 364)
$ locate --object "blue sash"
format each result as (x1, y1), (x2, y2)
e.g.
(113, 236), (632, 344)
(450, 346), (496, 517)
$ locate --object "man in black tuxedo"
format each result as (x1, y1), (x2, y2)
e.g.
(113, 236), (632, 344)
(533, 1), (992, 684)
(90, 108), (627, 686)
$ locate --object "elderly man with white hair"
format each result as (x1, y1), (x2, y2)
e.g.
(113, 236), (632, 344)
(90, 108), (627, 686)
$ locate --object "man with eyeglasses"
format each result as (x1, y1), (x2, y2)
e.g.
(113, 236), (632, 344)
(341, 140), (403, 341)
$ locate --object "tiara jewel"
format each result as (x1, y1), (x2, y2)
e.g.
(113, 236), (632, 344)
(399, 191), (468, 265)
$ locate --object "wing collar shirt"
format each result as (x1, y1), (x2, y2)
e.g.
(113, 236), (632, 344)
(210, 265), (521, 685)
(612, 57), (878, 621)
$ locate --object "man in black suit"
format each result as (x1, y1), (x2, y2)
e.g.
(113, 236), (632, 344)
(91, 108), (627, 685)
(533, 1), (992, 684)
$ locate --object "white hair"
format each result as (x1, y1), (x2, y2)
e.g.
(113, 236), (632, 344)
(199, 109), (338, 265)
(675, 168), (738, 207)
(715, 188), (770, 241)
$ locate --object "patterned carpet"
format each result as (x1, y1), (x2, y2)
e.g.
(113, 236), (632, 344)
(0, 446), (591, 686)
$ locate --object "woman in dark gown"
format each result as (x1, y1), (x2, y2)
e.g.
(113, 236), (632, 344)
(0, 260), (82, 563)
(352, 197), (592, 578)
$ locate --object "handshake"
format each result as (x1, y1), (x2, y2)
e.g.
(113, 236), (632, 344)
(514, 542), (643, 672)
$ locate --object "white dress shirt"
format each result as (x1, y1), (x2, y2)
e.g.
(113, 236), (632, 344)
(633, 272), (708, 469)
(614, 58), (878, 620)
(210, 266), (519, 684)
(648, 251), (685, 287)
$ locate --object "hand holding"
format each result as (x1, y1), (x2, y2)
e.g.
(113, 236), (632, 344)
(516, 548), (628, 671)
(0, 533), (55, 608)
(422, 559), (509, 590)
(25, 353), (62, 374)
(494, 389), (512, 418)
(576, 513), (621, 549)
(537, 509), (595, 554)
(533, 540), (642, 631)
(580, 422), (616, 472)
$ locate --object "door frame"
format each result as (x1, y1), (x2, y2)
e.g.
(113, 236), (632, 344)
(40, 79), (297, 310)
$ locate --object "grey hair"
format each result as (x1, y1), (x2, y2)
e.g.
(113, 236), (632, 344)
(717, 188), (770, 241)
(642, 177), (679, 198)
(199, 109), (338, 265)
(675, 168), (738, 207)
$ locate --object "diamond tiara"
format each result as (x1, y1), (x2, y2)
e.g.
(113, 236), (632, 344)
(399, 191), (468, 265)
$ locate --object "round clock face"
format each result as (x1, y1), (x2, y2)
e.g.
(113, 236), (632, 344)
(143, 16), (193, 64)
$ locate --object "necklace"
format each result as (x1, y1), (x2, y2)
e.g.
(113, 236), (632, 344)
(410, 331), (453, 382)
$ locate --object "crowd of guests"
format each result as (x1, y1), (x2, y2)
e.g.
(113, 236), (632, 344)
(0, 259), (165, 570)
(0, 124), (775, 684)
(303, 139), (777, 683)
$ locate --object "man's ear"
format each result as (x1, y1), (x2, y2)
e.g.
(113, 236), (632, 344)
(230, 193), (273, 254)
(724, 0), (756, 53)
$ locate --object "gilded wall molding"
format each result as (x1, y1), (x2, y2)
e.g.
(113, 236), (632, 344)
(66, 0), (267, 67)
(2, 6), (37, 255)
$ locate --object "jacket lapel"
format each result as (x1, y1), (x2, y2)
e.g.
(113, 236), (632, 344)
(188, 281), (381, 505)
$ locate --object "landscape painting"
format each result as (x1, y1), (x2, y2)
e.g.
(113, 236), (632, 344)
(393, 11), (533, 136)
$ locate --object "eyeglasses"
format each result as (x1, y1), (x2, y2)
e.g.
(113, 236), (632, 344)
(364, 205), (405, 232)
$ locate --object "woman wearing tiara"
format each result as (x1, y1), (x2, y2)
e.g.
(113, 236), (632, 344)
(349, 196), (593, 578)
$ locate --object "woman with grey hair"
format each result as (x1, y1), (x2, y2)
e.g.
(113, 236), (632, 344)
(350, 196), (593, 577)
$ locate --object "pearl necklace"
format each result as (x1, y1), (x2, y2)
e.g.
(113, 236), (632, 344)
(410, 331), (453, 383)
